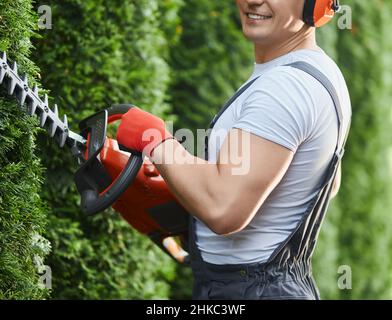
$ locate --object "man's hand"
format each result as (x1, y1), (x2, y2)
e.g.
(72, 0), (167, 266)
(116, 107), (174, 157)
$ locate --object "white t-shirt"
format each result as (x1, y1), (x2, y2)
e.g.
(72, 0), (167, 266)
(195, 48), (352, 265)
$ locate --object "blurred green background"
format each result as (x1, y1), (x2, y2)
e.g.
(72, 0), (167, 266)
(0, 0), (391, 299)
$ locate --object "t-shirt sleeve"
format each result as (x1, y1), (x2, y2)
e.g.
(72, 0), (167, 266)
(232, 68), (312, 152)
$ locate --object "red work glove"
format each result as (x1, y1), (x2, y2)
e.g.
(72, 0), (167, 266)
(116, 106), (174, 158)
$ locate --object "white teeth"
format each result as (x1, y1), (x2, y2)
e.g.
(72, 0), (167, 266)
(247, 13), (272, 20)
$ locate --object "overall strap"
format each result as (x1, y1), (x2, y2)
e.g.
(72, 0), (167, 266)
(265, 61), (351, 265)
(199, 60), (351, 267)
(204, 75), (261, 161)
(204, 61), (351, 163)
(286, 61), (350, 165)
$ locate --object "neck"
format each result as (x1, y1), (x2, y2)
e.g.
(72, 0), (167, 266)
(254, 26), (317, 64)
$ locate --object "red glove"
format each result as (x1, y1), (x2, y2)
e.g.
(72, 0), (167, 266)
(116, 107), (174, 157)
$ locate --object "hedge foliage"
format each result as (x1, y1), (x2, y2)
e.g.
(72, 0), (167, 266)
(31, 0), (183, 299)
(331, 0), (392, 299)
(0, 0), (49, 299)
(311, 0), (392, 299)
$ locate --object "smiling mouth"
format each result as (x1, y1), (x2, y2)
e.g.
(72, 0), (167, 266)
(246, 13), (273, 21)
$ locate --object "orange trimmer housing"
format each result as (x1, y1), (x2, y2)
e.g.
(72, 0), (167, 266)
(76, 106), (191, 265)
(99, 138), (190, 265)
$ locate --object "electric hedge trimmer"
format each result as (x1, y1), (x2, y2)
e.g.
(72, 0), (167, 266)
(0, 51), (190, 265)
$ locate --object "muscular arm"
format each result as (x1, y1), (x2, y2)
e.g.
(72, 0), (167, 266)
(150, 128), (294, 235)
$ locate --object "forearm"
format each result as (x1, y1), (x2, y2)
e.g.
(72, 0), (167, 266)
(150, 138), (232, 233)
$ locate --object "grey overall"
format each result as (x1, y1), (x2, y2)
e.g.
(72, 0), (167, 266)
(189, 62), (350, 300)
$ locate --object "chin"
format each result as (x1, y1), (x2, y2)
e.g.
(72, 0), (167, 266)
(242, 29), (271, 43)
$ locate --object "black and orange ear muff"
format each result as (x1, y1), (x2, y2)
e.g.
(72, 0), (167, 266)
(303, 0), (340, 27)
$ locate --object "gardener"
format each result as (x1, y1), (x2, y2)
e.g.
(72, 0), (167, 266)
(117, 0), (351, 300)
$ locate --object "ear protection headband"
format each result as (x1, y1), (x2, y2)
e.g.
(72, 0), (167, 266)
(303, 0), (340, 27)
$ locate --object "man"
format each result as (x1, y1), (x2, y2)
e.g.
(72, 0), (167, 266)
(117, 0), (351, 299)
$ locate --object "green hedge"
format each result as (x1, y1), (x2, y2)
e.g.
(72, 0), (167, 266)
(313, 1), (392, 299)
(334, 0), (392, 299)
(0, 0), (49, 299)
(31, 0), (183, 299)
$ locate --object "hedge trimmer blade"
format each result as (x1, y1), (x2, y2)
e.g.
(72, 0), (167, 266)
(0, 51), (86, 150)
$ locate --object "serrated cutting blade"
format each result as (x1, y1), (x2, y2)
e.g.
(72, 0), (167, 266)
(0, 51), (86, 150)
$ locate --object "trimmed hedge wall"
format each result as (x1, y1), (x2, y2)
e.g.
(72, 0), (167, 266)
(31, 0), (183, 299)
(313, 1), (392, 299)
(0, 0), (49, 299)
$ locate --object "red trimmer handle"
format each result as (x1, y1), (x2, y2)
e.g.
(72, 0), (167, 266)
(74, 104), (143, 215)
